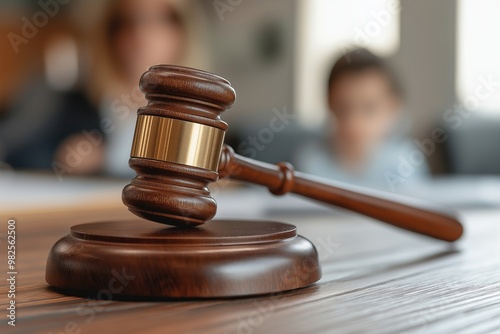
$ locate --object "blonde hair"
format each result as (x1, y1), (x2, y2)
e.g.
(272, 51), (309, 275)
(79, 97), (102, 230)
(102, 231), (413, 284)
(86, 0), (211, 102)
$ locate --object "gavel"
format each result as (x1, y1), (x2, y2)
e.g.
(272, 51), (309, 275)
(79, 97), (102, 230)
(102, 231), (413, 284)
(45, 65), (465, 299)
(122, 65), (463, 242)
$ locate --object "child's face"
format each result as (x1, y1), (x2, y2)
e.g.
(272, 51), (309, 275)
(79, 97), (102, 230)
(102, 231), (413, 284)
(328, 69), (402, 154)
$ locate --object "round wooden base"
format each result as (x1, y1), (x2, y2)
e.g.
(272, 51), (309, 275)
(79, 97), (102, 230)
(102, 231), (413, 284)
(46, 220), (321, 298)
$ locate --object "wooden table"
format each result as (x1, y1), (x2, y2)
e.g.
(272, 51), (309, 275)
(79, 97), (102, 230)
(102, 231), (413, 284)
(2, 192), (500, 334)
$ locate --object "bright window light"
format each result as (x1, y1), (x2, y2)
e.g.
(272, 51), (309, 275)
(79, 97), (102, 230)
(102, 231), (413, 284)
(295, 0), (401, 127)
(457, 0), (500, 114)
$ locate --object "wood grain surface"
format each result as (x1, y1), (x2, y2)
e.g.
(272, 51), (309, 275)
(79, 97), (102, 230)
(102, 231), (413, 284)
(1, 203), (500, 334)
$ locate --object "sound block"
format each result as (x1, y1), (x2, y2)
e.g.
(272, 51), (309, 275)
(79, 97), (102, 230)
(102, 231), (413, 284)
(46, 220), (321, 298)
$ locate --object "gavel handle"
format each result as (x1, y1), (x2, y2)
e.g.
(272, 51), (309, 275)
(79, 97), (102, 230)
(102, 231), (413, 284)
(218, 145), (463, 242)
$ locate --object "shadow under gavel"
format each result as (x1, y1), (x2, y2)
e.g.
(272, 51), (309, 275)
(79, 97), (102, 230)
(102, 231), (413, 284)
(122, 65), (463, 242)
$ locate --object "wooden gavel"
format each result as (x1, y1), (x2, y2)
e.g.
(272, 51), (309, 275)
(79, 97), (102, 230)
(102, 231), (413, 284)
(122, 65), (463, 242)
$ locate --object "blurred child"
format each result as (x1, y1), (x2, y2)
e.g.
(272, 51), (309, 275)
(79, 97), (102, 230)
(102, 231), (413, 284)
(298, 49), (429, 190)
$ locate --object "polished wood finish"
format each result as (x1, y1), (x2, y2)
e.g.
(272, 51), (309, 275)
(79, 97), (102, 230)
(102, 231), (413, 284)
(3, 205), (500, 334)
(122, 65), (235, 226)
(123, 158), (219, 227)
(122, 65), (463, 242)
(46, 220), (321, 298)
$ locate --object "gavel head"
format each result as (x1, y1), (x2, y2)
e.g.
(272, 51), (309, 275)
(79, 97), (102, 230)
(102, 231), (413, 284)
(122, 65), (236, 227)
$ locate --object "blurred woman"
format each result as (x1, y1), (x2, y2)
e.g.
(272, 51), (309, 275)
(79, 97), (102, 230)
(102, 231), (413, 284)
(85, 0), (209, 177)
(298, 49), (429, 191)
(0, 0), (208, 177)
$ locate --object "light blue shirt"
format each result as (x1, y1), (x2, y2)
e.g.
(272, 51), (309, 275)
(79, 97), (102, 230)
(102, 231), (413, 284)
(296, 137), (430, 192)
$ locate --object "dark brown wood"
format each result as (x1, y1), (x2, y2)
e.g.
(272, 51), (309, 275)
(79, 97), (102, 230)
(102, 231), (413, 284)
(123, 158), (219, 226)
(122, 65), (235, 227)
(122, 65), (463, 242)
(46, 220), (320, 298)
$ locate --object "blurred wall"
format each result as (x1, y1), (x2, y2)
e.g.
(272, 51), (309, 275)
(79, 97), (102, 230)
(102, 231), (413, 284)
(206, 0), (296, 128)
(395, 0), (457, 134)
(0, 2), (82, 110)
(394, 0), (457, 172)
(0, 5), (42, 110)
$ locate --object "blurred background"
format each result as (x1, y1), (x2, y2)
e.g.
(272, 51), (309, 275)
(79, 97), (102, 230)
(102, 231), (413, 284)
(1, 0), (500, 212)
